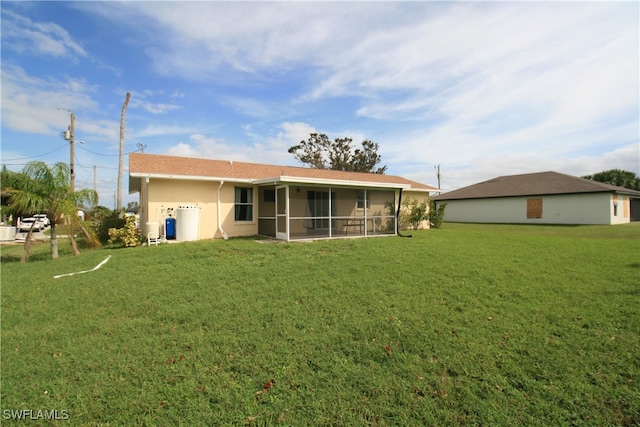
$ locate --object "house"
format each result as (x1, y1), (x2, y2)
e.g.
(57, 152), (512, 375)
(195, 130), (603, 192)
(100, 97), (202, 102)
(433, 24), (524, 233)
(432, 171), (640, 225)
(128, 153), (439, 241)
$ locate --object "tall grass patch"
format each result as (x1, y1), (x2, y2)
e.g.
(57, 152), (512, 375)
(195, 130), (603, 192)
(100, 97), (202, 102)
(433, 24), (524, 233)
(2, 223), (639, 425)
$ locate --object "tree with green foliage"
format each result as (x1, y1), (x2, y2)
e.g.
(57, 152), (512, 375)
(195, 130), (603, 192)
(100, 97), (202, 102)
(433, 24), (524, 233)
(582, 169), (640, 190)
(1, 166), (21, 223)
(90, 206), (124, 244)
(1, 166), (39, 261)
(4, 161), (99, 260)
(288, 133), (387, 174)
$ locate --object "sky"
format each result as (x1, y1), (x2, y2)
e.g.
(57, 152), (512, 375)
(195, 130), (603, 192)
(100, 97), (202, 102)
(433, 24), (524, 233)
(1, 1), (638, 208)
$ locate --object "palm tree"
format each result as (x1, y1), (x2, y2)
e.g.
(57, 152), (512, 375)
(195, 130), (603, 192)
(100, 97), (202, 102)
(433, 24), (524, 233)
(5, 161), (98, 260)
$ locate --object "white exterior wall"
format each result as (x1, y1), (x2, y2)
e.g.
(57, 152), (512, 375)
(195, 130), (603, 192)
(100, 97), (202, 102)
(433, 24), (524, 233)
(440, 193), (628, 225)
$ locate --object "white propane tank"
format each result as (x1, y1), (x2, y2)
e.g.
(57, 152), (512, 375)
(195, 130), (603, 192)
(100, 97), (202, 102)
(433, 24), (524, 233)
(145, 221), (159, 237)
(176, 205), (200, 241)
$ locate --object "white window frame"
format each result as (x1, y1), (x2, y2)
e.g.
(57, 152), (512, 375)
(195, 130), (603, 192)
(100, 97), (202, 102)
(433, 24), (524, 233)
(234, 187), (254, 222)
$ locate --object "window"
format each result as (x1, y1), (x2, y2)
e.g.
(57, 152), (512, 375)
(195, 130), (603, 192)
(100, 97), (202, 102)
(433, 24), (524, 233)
(356, 190), (370, 210)
(235, 187), (253, 221)
(527, 198), (543, 219)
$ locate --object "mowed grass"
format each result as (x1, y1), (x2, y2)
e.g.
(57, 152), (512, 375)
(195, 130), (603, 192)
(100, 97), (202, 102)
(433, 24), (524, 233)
(1, 223), (639, 426)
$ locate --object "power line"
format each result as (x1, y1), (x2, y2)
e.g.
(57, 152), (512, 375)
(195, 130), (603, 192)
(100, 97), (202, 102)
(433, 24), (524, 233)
(76, 145), (120, 157)
(1, 143), (68, 161)
(76, 144), (144, 157)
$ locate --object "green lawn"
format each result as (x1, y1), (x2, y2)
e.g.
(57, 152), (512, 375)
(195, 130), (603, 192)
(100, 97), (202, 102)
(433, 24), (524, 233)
(1, 223), (639, 426)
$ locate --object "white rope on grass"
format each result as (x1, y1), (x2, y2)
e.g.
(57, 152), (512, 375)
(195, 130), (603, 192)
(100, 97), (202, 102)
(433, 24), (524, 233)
(53, 255), (112, 279)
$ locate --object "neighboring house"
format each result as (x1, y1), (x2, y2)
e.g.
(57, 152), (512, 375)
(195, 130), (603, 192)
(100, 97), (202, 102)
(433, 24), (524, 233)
(129, 153), (438, 241)
(432, 171), (640, 225)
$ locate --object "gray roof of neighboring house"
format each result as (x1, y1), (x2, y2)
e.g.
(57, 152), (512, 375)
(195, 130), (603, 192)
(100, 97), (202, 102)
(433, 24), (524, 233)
(432, 171), (640, 201)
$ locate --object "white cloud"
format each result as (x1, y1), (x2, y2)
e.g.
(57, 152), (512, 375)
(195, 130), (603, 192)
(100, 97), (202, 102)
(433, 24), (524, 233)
(453, 141), (635, 190)
(223, 96), (279, 119)
(271, 122), (317, 148)
(134, 124), (194, 139)
(5, 2), (636, 194)
(135, 100), (181, 115)
(164, 134), (248, 161)
(1, 9), (86, 59)
(1, 65), (97, 135)
(121, 90), (183, 115)
(164, 142), (200, 159)
(162, 122), (318, 166)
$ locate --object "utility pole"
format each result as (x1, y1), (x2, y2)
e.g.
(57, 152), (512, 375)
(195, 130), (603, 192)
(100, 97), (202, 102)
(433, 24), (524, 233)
(60, 109), (76, 192)
(93, 165), (98, 207)
(435, 164), (441, 189)
(136, 142), (146, 153)
(70, 113), (75, 193)
(117, 92), (131, 217)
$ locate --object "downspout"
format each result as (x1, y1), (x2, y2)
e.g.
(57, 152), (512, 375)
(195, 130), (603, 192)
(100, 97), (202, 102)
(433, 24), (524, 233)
(396, 188), (412, 238)
(217, 181), (229, 240)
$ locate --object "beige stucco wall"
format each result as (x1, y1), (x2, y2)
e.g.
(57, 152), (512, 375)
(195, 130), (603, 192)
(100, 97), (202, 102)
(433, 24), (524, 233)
(611, 194), (631, 225)
(138, 179), (434, 240)
(402, 191), (432, 229)
(142, 178), (260, 240)
(439, 193), (629, 225)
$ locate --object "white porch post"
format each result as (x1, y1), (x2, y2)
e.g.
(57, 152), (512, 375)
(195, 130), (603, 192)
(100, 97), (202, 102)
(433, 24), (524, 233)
(364, 189), (368, 236)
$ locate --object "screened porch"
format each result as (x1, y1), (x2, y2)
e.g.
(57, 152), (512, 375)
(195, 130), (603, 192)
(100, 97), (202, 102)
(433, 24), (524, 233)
(257, 185), (397, 241)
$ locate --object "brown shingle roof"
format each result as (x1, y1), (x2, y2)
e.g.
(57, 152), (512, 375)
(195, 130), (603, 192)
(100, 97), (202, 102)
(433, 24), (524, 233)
(129, 153), (437, 191)
(432, 171), (640, 201)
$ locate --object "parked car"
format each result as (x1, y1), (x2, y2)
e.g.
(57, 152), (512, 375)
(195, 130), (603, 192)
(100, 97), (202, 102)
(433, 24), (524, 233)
(18, 217), (41, 232)
(34, 214), (50, 227)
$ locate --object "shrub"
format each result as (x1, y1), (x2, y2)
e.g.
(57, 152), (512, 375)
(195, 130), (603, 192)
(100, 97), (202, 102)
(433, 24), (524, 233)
(108, 215), (142, 247)
(428, 200), (447, 228)
(91, 207), (125, 243)
(394, 196), (428, 230)
(406, 197), (428, 230)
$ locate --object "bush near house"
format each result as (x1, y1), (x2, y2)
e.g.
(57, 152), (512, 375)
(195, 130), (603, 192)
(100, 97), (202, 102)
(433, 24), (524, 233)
(108, 214), (143, 247)
(429, 200), (447, 228)
(392, 196), (446, 230)
(91, 206), (125, 243)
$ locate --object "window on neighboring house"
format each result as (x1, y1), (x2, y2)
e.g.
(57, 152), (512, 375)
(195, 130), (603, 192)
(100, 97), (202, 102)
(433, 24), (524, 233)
(356, 190), (370, 210)
(235, 187), (253, 221)
(527, 198), (543, 219)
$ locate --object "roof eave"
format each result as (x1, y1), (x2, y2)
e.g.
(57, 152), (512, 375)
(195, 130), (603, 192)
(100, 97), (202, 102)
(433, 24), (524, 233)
(130, 171), (432, 191)
(433, 188), (639, 201)
(254, 175), (412, 189)
(129, 172), (254, 184)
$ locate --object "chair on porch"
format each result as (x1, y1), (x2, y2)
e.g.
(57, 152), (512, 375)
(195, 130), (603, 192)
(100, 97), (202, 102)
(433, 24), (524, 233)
(147, 231), (159, 246)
